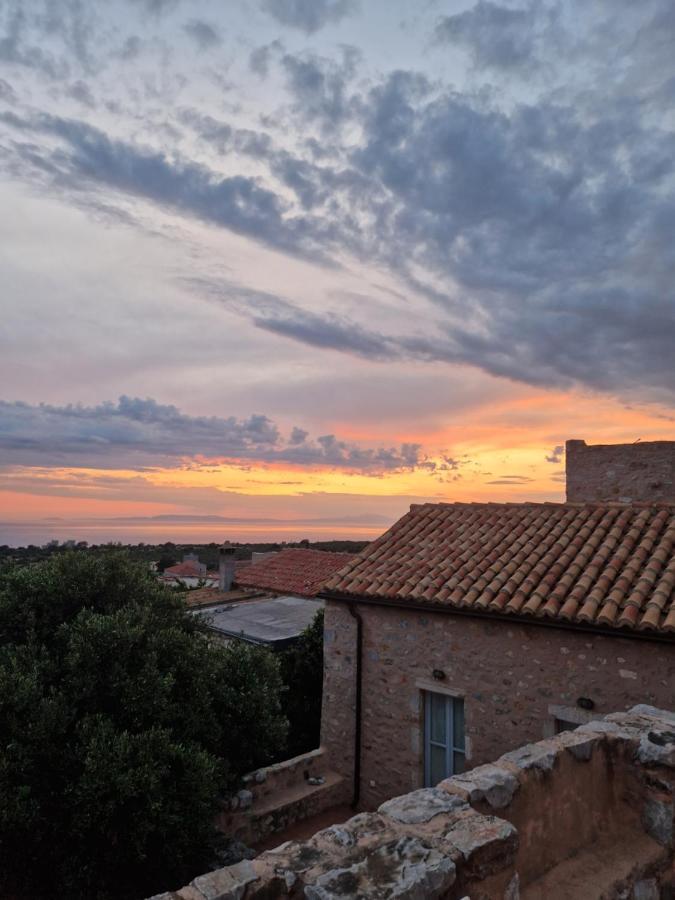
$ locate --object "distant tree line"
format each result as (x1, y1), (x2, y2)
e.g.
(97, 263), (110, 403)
(0, 539), (369, 570)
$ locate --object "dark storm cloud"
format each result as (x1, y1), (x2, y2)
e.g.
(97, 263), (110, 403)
(260, 0), (357, 34)
(182, 19), (221, 50)
(0, 398), (422, 473)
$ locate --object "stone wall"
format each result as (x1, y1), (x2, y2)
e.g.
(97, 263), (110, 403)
(566, 438), (675, 503)
(216, 748), (345, 848)
(320, 600), (675, 810)
(150, 705), (675, 899)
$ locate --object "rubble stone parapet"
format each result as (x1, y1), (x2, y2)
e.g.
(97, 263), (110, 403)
(150, 706), (675, 899)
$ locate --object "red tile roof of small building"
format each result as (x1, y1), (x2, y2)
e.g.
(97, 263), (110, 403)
(236, 548), (356, 598)
(322, 502), (675, 635)
(163, 561), (205, 577)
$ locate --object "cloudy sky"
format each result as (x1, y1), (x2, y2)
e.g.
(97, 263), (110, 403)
(1, 0), (674, 545)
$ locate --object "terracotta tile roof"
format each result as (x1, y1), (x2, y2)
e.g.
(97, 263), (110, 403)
(162, 560), (251, 580)
(181, 587), (263, 608)
(163, 561), (205, 577)
(236, 548), (356, 598)
(322, 502), (675, 635)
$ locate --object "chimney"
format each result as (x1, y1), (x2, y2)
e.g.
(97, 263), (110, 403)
(218, 545), (236, 591)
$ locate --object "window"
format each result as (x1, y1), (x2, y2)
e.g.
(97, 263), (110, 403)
(424, 691), (465, 786)
(554, 718), (577, 734)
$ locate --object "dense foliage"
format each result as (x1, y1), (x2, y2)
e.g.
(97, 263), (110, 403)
(0, 553), (287, 900)
(279, 608), (325, 759)
(0, 539), (369, 568)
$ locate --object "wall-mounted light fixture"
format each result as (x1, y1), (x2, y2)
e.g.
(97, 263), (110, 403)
(432, 669), (446, 681)
(577, 697), (595, 711)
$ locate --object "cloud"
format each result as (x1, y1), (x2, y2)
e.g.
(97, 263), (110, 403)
(0, 77), (17, 103)
(485, 475), (533, 484)
(433, 1), (542, 72)
(3, 1), (675, 407)
(281, 48), (360, 129)
(260, 0), (357, 34)
(131, 0), (181, 14)
(66, 80), (96, 108)
(0, 110), (331, 261)
(182, 19), (221, 50)
(248, 40), (284, 78)
(0, 397), (423, 474)
(545, 444), (564, 463)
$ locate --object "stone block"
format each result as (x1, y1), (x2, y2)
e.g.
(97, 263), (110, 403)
(500, 741), (557, 774)
(191, 861), (257, 900)
(632, 879), (660, 900)
(630, 705), (675, 725)
(637, 731), (675, 768)
(552, 728), (603, 762)
(304, 836), (456, 899)
(237, 789), (253, 810)
(177, 889), (205, 900)
(642, 796), (673, 847)
(378, 788), (466, 825)
(440, 763), (519, 810)
(444, 813), (518, 879)
(504, 873), (520, 900)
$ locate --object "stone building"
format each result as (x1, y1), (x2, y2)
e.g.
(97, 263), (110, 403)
(318, 439), (675, 811)
(566, 437), (675, 503)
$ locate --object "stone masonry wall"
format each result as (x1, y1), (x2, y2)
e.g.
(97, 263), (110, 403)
(319, 602), (358, 802)
(320, 599), (675, 810)
(215, 749), (345, 848)
(151, 705), (675, 899)
(566, 438), (675, 503)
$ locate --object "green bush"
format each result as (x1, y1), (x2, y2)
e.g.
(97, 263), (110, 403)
(0, 553), (287, 899)
(278, 608), (324, 759)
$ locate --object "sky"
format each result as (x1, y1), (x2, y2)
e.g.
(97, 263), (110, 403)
(1, 0), (674, 546)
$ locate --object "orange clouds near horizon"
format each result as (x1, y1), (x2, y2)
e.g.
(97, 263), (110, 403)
(2, 385), (673, 547)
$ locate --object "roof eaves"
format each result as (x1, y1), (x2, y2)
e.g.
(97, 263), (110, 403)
(319, 588), (675, 645)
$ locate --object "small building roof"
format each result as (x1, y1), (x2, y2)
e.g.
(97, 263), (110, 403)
(163, 561), (205, 577)
(236, 548), (355, 598)
(195, 595), (323, 648)
(181, 587), (262, 608)
(322, 502), (675, 635)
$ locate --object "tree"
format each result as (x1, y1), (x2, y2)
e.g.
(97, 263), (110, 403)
(0, 553), (287, 900)
(278, 609), (324, 759)
(156, 552), (177, 572)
